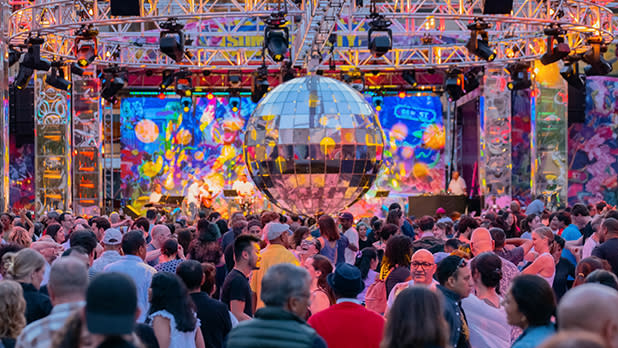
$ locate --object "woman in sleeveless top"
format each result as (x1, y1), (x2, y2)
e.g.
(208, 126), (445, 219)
(304, 255), (334, 315)
(522, 227), (556, 285)
(317, 215), (340, 264)
(147, 272), (205, 348)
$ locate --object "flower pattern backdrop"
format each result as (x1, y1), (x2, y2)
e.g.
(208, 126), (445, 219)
(568, 77), (618, 206)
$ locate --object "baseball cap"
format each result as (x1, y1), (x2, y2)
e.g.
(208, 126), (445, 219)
(86, 273), (137, 335)
(265, 222), (290, 241)
(338, 212), (354, 221)
(102, 228), (123, 245)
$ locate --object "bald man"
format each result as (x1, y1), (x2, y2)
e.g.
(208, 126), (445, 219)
(470, 228), (519, 293)
(145, 224), (172, 266)
(386, 249), (438, 309)
(558, 283), (618, 348)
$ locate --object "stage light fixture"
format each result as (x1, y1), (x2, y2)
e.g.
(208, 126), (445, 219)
(506, 63), (532, 90)
(560, 62), (585, 90)
(206, 92), (214, 100)
(464, 68), (482, 93)
(160, 70), (175, 90)
(343, 70), (365, 92)
(445, 70), (465, 100)
(229, 75), (242, 88)
(101, 68), (127, 103)
(540, 25), (570, 65)
(175, 70), (193, 97)
(74, 25), (99, 67)
(13, 65), (34, 90)
(159, 18), (185, 62)
(8, 47), (22, 67)
(367, 13), (392, 58)
(372, 95), (383, 111)
(402, 70), (417, 87)
(582, 38), (612, 76)
(264, 12), (289, 62)
(45, 63), (71, 91)
(71, 63), (85, 76)
(181, 96), (192, 112)
(466, 20), (496, 62)
(229, 94), (240, 112)
(21, 37), (51, 71)
(251, 65), (269, 103)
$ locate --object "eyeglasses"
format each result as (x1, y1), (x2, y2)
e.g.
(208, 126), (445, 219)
(411, 261), (434, 269)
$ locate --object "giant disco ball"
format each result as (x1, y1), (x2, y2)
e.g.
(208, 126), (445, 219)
(243, 75), (385, 216)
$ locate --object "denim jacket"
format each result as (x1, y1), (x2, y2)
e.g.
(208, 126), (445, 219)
(511, 323), (555, 348)
(437, 285), (471, 348)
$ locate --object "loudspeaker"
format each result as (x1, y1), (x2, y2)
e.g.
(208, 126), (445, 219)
(110, 0), (140, 16)
(9, 85), (35, 147)
(483, 0), (513, 14)
(567, 84), (586, 125)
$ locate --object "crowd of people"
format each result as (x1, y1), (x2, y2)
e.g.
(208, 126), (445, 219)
(0, 199), (617, 348)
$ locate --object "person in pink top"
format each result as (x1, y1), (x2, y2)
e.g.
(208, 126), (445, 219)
(308, 264), (385, 348)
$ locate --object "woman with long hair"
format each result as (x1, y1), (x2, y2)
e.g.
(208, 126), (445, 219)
(355, 247), (379, 302)
(42, 224), (65, 244)
(373, 223), (398, 266)
(0, 280), (27, 348)
(147, 272), (205, 348)
(572, 256), (611, 287)
(317, 215), (342, 264)
(381, 286), (449, 348)
(154, 239), (184, 273)
(187, 219), (224, 298)
(7, 227), (32, 249)
(504, 275), (556, 348)
(381, 235), (412, 295)
(357, 222), (374, 250)
(520, 214), (543, 239)
(522, 227), (557, 285)
(303, 255), (334, 315)
(462, 252), (511, 348)
(2, 248), (52, 323)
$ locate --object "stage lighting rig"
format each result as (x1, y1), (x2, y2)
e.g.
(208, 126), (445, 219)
(402, 70), (417, 88)
(367, 10), (392, 58)
(8, 46), (22, 67)
(251, 65), (269, 103)
(372, 94), (383, 111)
(264, 12), (289, 62)
(175, 69), (193, 97)
(560, 61), (585, 90)
(444, 69), (464, 100)
(71, 63), (85, 76)
(466, 19), (496, 62)
(506, 62), (532, 90)
(229, 75), (242, 88)
(45, 61), (71, 91)
(13, 65), (34, 90)
(101, 67), (127, 104)
(582, 37), (612, 76)
(159, 70), (175, 90)
(229, 91), (240, 112)
(74, 25), (99, 67)
(159, 18), (185, 62)
(21, 36), (51, 71)
(540, 25), (570, 65)
(464, 67), (482, 93)
(343, 70), (364, 92)
(181, 96), (192, 112)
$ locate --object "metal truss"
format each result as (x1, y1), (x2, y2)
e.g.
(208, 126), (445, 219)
(6, 0), (614, 70)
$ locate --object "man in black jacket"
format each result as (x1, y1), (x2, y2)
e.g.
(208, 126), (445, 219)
(176, 260), (232, 348)
(226, 263), (326, 348)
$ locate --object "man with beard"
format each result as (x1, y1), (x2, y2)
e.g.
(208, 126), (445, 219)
(386, 249), (438, 309)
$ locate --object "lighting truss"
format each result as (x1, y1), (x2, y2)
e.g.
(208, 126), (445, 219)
(7, 0), (613, 71)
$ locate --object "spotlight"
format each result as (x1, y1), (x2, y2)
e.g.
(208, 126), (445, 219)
(45, 63), (71, 91)
(160, 70), (175, 90)
(21, 37), (51, 71)
(466, 20), (496, 62)
(398, 91), (406, 98)
(464, 68), (482, 93)
(13, 65), (34, 90)
(251, 65), (269, 103)
(583, 38), (612, 76)
(506, 63), (532, 90)
(367, 13), (392, 58)
(402, 70), (417, 87)
(159, 18), (185, 62)
(560, 62), (585, 90)
(8, 47), (22, 67)
(540, 25), (570, 65)
(229, 94), (240, 112)
(229, 75), (242, 88)
(71, 63), (85, 76)
(101, 68), (127, 103)
(264, 12), (289, 62)
(206, 92), (214, 100)
(74, 25), (99, 67)
(343, 71), (365, 92)
(181, 96), (192, 112)
(445, 70), (464, 100)
(372, 95), (383, 111)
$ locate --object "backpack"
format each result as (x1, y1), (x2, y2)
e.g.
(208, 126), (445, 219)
(364, 274), (387, 315)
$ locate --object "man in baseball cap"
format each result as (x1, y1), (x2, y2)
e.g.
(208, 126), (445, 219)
(90, 228), (124, 276)
(250, 222), (299, 310)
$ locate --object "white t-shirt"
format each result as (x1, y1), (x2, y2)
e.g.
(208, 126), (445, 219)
(232, 180), (253, 197)
(187, 182), (201, 205)
(448, 176), (467, 195)
(583, 235), (599, 259)
(149, 192), (162, 204)
(462, 294), (511, 348)
(343, 227), (359, 265)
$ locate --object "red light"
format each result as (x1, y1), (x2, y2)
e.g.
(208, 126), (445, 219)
(158, 92), (165, 100)
(398, 91), (406, 98)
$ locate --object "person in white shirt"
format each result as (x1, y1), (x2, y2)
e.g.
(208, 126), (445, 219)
(387, 249), (438, 309)
(448, 171), (467, 196)
(338, 212), (359, 265)
(232, 173), (254, 197)
(149, 183), (163, 204)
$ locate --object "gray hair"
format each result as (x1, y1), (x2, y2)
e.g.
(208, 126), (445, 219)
(48, 256), (89, 298)
(151, 224), (170, 239)
(109, 212), (120, 224)
(261, 264), (310, 307)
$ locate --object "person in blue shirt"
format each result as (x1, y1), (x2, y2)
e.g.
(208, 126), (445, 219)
(551, 211), (581, 265)
(504, 274), (556, 348)
(387, 203), (415, 239)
